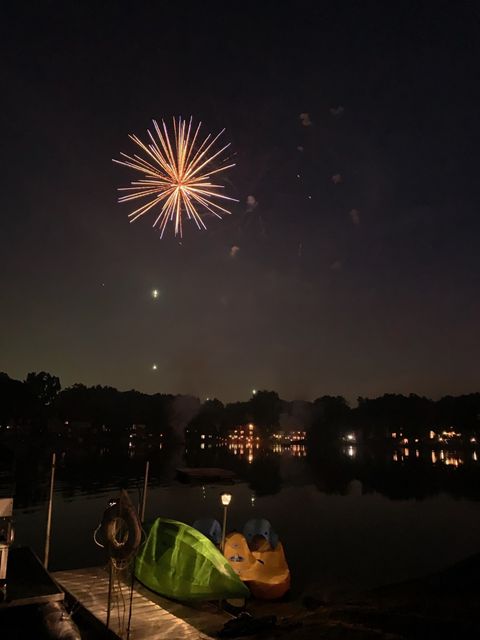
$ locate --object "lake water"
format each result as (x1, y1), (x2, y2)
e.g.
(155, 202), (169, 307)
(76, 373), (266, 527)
(2, 440), (480, 597)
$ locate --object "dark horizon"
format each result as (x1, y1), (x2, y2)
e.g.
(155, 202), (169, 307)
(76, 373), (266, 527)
(3, 369), (480, 408)
(3, 1), (480, 402)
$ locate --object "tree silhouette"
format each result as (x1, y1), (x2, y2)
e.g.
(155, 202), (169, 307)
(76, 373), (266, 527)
(25, 371), (61, 406)
(249, 390), (281, 435)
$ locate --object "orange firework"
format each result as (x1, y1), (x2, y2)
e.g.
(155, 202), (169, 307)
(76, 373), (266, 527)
(113, 117), (237, 237)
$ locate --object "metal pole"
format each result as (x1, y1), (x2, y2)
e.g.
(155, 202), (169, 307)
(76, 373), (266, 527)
(221, 506), (228, 552)
(140, 460), (150, 523)
(126, 561), (135, 639)
(44, 452), (56, 569)
(106, 559), (113, 629)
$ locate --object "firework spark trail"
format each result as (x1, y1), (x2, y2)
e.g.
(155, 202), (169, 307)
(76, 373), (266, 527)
(113, 117), (238, 237)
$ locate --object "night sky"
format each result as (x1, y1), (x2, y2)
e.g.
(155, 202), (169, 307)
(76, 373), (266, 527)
(2, 1), (480, 402)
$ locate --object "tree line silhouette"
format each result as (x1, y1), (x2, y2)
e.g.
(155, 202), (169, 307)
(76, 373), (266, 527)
(1, 371), (480, 443)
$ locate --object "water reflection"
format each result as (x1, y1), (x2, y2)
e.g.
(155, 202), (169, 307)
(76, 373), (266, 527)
(2, 436), (480, 589)
(1, 436), (480, 513)
(387, 447), (471, 469)
(343, 445), (357, 458)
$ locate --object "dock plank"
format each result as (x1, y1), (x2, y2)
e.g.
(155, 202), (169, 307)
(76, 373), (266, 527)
(53, 567), (228, 640)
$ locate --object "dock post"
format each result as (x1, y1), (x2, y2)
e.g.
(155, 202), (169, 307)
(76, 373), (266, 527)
(140, 460), (150, 522)
(106, 559), (113, 629)
(44, 452), (56, 569)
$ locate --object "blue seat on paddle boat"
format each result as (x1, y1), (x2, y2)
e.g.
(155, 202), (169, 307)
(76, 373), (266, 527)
(193, 518), (222, 545)
(243, 518), (279, 550)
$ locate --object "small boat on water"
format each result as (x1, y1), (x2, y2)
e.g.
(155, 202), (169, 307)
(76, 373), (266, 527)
(135, 517), (249, 601)
(223, 519), (291, 600)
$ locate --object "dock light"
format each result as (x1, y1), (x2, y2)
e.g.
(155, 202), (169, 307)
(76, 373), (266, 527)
(252, 389), (257, 395)
(220, 493), (232, 551)
(221, 493), (232, 506)
(152, 289), (160, 299)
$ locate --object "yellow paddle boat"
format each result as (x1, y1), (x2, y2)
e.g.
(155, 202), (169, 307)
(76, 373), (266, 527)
(223, 519), (290, 600)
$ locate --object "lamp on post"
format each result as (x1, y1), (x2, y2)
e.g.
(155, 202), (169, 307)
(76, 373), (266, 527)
(220, 493), (232, 552)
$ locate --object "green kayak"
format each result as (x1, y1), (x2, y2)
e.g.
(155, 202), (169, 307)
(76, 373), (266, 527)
(135, 517), (249, 600)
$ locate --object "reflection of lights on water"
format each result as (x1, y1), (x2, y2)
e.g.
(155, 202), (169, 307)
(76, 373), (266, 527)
(201, 485), (206, 500)
(265, 442), (308, 457)
(152, 289), (160, 299)
(445, 454), (463, 467)
(251, 494), (256, 507)
(187, 438), (478, 469)
(431, 449), (464, 467)
(291, 444), (306, 457)
(230, 438), (307, 464)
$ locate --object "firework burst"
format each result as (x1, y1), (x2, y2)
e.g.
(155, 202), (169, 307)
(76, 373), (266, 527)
(114, 117), (237, 237)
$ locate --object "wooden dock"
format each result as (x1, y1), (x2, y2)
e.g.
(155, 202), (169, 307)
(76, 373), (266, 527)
(53, 566), (230, 640)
